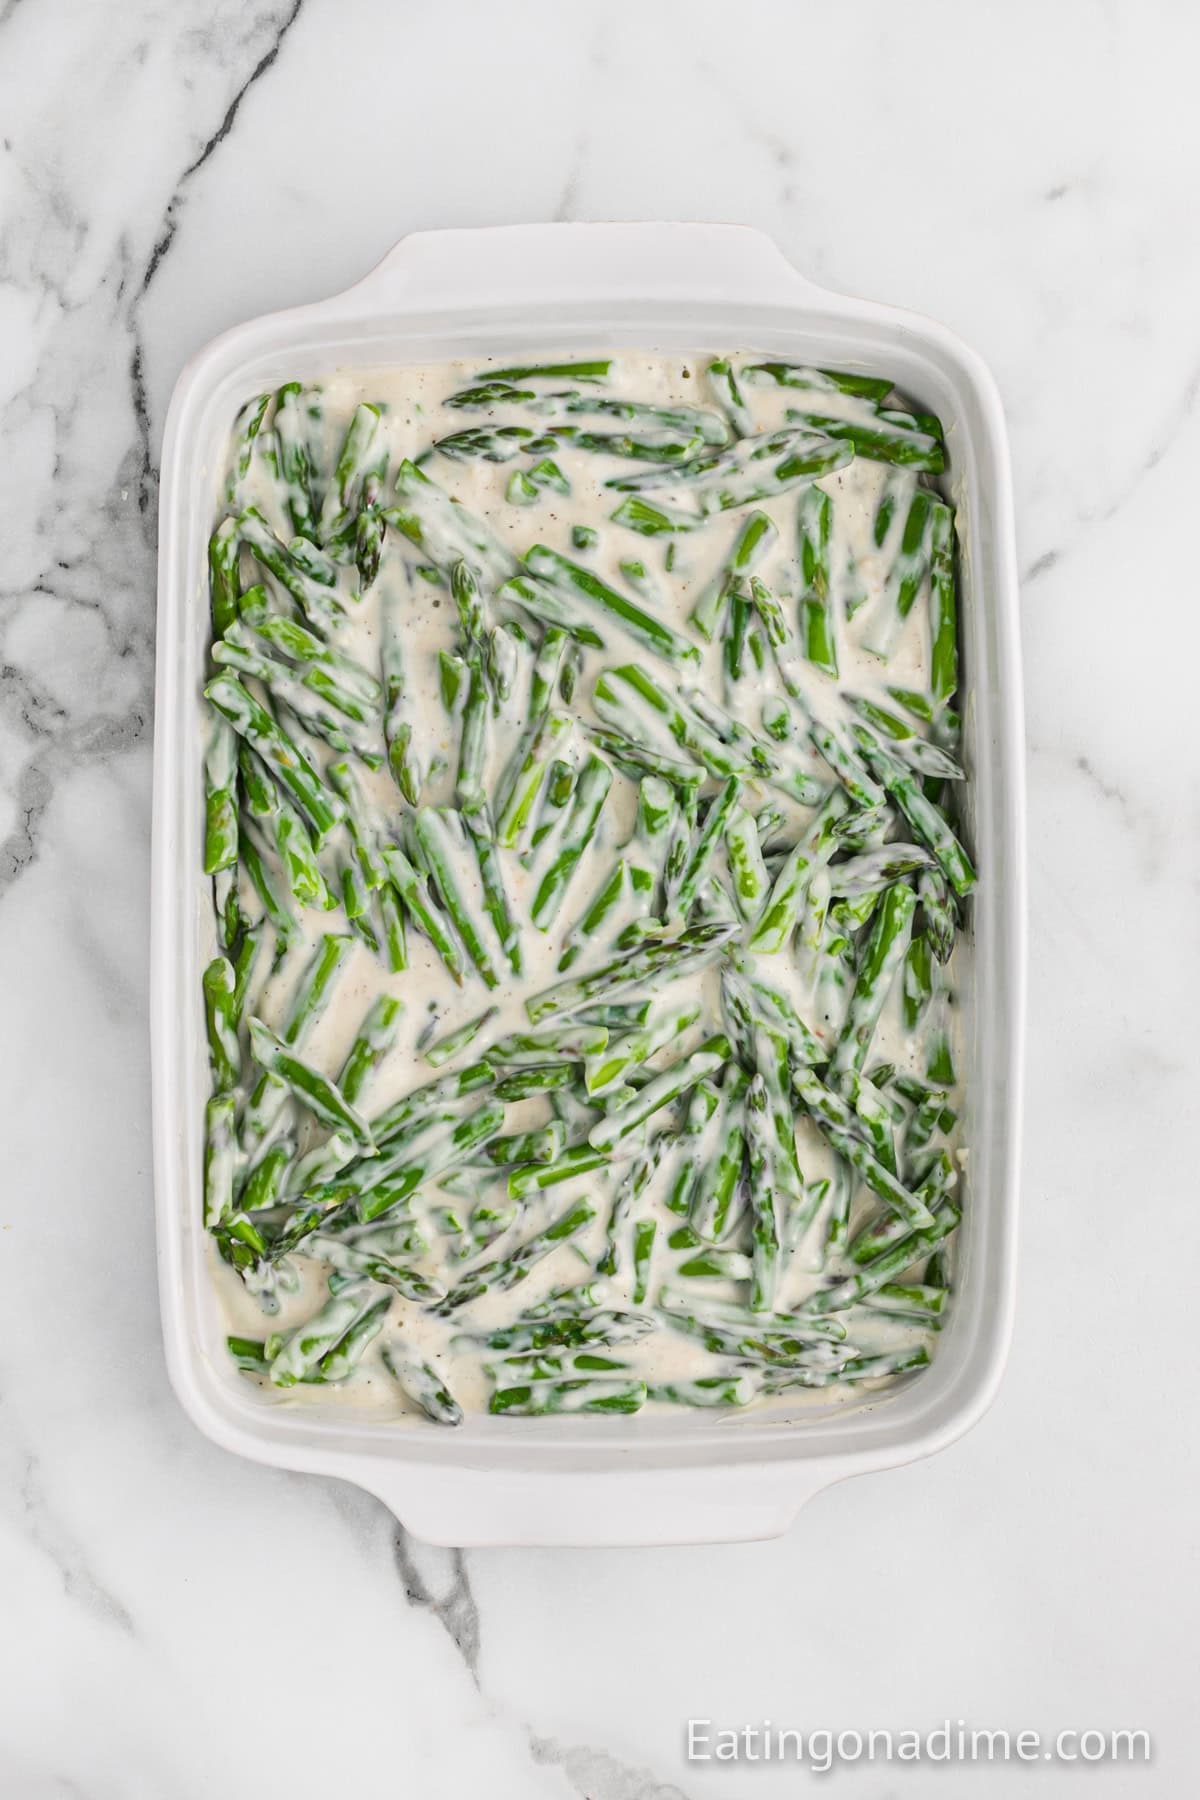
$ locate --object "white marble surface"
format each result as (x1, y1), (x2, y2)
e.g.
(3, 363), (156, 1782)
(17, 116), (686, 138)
(1, 0), (1196, 1793)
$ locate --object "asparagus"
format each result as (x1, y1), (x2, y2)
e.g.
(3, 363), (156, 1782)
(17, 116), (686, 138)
(597, 1137), (667, 1276)
(745, 838), (808, 952)
(388, 460), (518, 589)
(799, 1204), (961, 1316)
(853, 730), (976, 896)
(556, 857), (656, 972)
(412, 808), (500, 990)
(610, 495), (703, 536)
(593, 665), (735, 779)
(225, 393), (271, 503)
(828, 844), (934, 896)
(249, 1018), (375, 1149)
(311, 1237), (444, 1307)
(744, 1075), (781, 1311)
(265, 1283), (378, 1387)
(486, 1122), (567, 1166)
(204, 716), (239, 877)
(606, 427), (854, 512)
(725, 956), (827, 1066)
(848, 699), (964, 780)
(632, 1219), (657, 1305)
(459, 1311), (650, 1353)
(524, 545), (701, 667)
(763, 1345), (930, 1389)
(204, 1094), (240, 1227)
(832, 881), (917, 1075)
(673, 778), (742, 915)
(205, 674), (344, 843)
(784, 401), (945, 471)
(588, 1037), (729, 1153)
(317, 402), (383, 543)
(560, 395), (729, 443)
(929, 496), (959, 704)
(202, 956), (241, 1092)
(490, 1380), (646, 1415)
(741, 363), (895, 400)
(272, 382), (319, 537)
(792, 1068), (935, 1230)
(902, 933), (935, 1032)
(359, 1101), (506, 1223)
(495, 711), (573, 848)
(797, 484), (838, 677)
(483, 359), (612, 383)
(530, 753), (613, 929)
(440, 1199), (597, 1311)
(382, 1343), (463, 1424)
(690, 1067), (748, 1240)
(380, 845), (466, 986)
(651, 1374), (760, 1407)
(889, 482), (935, 597)
(528, 425), (704, 465)
(284, 933), (353, 1043)
(236, 506), (343, 635)
(202, 351), (972, 1420)
(706, 357), (755, 437)
(208, 518), (242, 637)
(582, 1002), (700, 1098)
(723, 813), (770, 928)
(525, 922), (738, 1023)
(689, 509), (777, 641)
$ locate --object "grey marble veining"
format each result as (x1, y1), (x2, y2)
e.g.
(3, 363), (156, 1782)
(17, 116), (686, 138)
(1, 1), (1197, 1794)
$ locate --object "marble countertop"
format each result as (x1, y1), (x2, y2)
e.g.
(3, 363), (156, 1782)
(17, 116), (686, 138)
(2, 1), (1196, 1794)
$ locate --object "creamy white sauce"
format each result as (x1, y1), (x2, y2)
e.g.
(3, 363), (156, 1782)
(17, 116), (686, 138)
(206, 351), (967, 1424)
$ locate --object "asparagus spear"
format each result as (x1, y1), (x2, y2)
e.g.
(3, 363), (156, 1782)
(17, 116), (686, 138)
(526, 922), (738, 1023)
(605, 427), (853, 511)
(832, 881), (917, 1075)
(382, 1343), (463, 1424)
(744, 1075), (781, 1311)
(205, 674), (344, 844)
(439, 1199), (597, 1311)
(490, 1380), (646, 1415)
(588, 1037), (730, 1152)
(202, 956), (241, 1092)
(265, 1283), (377, 1386)
(530, 753), (613, 929)
(358, 1101), (506, 1223)
(783, 401), (945, 471)
(582, 1002), (700, 1099)
(249, 1018), (375, 1149)
(380, 845), (466, 986)
(412, 808), (500, 990)
(792, 1068), (935, 1230)
(798, 1204), (961, 1316)
(317, 402), (383, 542)
(853, 730), (976, 897)
(689, 508), (777, 641)
(741, 363), (895, 400)
(797, 485), (837, 677)
(524, 545), (701, 667)
(237, 506), (343, 635)
(706, 357), (755, 437)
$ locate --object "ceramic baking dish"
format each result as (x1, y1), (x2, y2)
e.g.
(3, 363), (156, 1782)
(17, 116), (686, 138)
(151, 222), (1024, 1547)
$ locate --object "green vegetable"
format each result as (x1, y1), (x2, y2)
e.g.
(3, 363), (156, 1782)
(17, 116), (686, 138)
(201, 352), (973, 1421)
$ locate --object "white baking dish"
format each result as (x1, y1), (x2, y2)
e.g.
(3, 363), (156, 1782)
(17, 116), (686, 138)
(151, 222), (1024, 1547)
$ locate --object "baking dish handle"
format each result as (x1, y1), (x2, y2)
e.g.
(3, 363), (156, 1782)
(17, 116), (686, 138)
(335, 222), (828, 315)
(350, 1457), (854, 1549)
